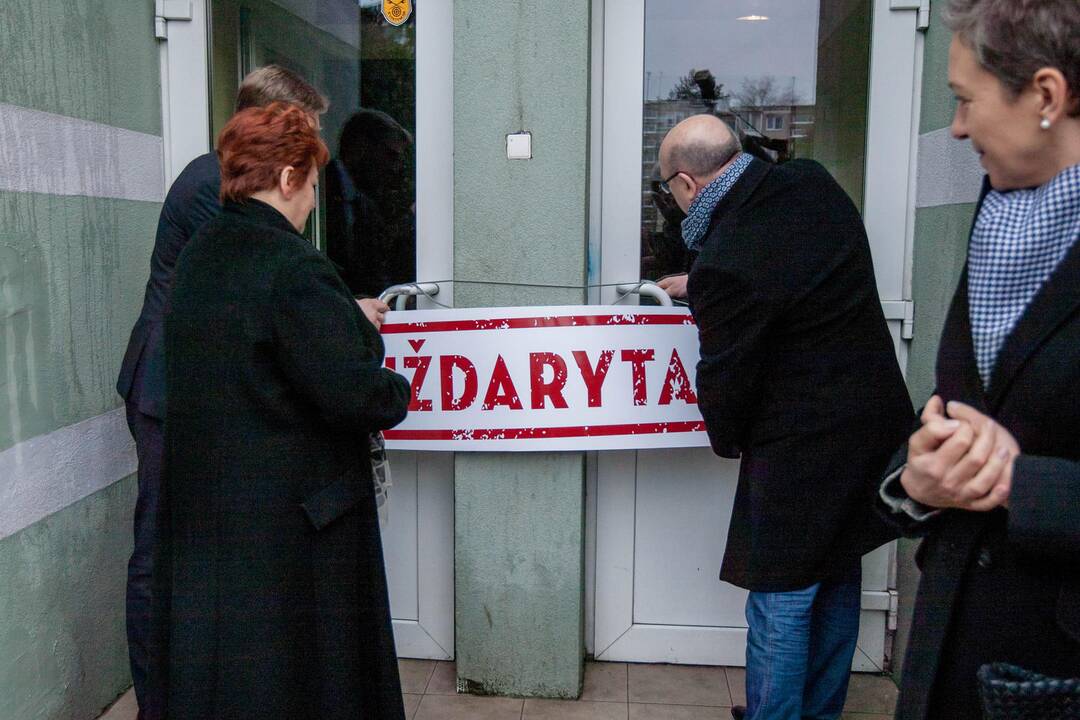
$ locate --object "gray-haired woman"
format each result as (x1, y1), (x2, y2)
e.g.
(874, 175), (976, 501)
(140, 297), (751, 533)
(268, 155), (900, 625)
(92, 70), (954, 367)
(877, 1), (1080, 719)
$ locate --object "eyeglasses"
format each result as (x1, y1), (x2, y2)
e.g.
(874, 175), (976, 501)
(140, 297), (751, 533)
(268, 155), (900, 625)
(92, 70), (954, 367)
(658, 170), (683, 195)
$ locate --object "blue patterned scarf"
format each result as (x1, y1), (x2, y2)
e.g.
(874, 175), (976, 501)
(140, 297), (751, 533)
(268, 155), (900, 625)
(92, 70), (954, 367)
(680, 152), (753, 250)
(968, 162), (1080, 388)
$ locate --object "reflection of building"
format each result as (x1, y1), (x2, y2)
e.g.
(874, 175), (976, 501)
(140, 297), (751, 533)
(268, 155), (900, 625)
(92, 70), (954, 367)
(733, 104), (816, 142)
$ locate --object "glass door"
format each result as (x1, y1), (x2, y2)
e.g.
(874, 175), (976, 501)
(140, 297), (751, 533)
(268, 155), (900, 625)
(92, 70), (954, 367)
(590, 0), (922, 670)
(205, 0), (454, 659)
(210, 0), (417, 299)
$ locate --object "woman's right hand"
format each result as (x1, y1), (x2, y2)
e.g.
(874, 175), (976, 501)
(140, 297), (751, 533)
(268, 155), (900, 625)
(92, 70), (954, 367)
(901, 395), (1016, 511)
(357, 298), (390, 329)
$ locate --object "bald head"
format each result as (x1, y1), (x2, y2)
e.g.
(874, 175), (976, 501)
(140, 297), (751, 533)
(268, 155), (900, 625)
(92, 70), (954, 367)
(659, 114), (741, 180)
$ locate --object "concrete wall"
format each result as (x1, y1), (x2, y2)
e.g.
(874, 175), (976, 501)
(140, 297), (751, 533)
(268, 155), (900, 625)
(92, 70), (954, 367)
(452, 0), (591, 697)
(0, 1), (162, 717)
(891, 6), (983, 680)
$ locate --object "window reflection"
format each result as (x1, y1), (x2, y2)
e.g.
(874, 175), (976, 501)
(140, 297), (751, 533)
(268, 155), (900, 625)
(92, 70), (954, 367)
(641, 0), (871, 282)
(210, 0), (418, 298)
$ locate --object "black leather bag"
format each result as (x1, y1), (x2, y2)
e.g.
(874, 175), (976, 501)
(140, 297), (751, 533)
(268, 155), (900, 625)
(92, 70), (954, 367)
(978, 663), (1080, 720)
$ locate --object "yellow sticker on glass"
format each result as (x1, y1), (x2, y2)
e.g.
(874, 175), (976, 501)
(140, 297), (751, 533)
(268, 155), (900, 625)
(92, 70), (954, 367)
(382, 0), (412, 26)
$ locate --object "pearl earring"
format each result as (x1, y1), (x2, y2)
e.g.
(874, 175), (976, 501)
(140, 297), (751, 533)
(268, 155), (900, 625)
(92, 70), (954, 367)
(1040, 117), (1052, 130)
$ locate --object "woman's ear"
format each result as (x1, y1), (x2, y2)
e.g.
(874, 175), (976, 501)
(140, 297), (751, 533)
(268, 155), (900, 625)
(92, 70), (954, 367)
(1032, 67), (1070, 124)
(278, 166), (297, 199)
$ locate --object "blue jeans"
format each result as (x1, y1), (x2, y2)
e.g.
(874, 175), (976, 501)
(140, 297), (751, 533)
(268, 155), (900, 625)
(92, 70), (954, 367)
(744, 566), (862, 720)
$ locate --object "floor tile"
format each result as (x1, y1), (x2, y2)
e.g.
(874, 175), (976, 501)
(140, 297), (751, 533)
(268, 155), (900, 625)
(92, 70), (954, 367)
(414, 693), (524, 720)
(403, 693), (423, 719)
(842, 674), (898, 715)
(427, 661), (458, 694)
(399, 658), (438, 694)
(630, 702), (728, 719)
(628, 664), (731, 707)
(96, 689), (137, 720)
(523, 698), (628, 719)
(723, 667), (746, 707)
(582, 662), (628, 702)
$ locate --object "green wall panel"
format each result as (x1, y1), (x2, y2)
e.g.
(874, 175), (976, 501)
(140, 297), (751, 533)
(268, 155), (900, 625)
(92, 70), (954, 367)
(453, 0), (590, 290)
(918, 6), (956, 135)
(452, 0), (591, 697)
(453, 282), (585, 309)
(0, 192), (158, 452)
(0, 476), (136, 720)
(0, 0), (160, 135)
(905, 202), (974, 409)
(455, 453), (585, 698)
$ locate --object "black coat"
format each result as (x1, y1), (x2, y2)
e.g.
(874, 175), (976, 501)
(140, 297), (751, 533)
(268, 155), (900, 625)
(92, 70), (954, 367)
(687, 157), (914, 592)
(888, 184), (1080, 720)
(148, 199), (411, 720)
(117, 152), (222, 419)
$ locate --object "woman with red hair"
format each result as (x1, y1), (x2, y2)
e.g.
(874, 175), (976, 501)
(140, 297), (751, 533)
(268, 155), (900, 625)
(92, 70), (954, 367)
(148, 103), (410, 720)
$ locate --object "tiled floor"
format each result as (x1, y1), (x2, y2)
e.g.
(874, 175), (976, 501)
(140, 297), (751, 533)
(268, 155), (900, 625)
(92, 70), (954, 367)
(97, 660), (898, 720)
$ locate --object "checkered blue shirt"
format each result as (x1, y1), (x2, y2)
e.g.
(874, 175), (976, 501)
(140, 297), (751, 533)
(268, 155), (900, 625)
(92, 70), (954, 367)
(969, 162), (1080, 389)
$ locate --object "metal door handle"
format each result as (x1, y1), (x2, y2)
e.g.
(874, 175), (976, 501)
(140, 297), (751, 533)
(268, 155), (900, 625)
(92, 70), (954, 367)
(379, 282), (441, 311)
(614, 281), (673, 307)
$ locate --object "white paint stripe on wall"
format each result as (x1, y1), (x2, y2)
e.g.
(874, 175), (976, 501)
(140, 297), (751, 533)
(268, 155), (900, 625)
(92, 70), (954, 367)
(0, 408), (136, 541)
(916, 126), (985, 208)
(0, 103), (165, 204)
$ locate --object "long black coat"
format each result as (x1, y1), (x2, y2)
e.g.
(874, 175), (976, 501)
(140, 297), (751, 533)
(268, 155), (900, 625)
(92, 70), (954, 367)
(687, 157), (914, 592)
(148, 199), (411, 720)
(888, 183), (1080, 720)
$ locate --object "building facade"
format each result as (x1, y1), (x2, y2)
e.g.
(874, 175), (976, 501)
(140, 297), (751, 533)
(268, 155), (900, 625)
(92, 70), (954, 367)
(0, 1), (985, 717)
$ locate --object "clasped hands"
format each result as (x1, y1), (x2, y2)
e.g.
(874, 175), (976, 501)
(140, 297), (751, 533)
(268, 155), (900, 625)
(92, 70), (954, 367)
(901, 396), (1019, 512)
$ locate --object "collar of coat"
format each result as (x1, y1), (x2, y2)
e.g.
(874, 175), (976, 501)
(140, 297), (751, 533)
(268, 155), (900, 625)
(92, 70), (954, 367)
(223, 197), (304, 238)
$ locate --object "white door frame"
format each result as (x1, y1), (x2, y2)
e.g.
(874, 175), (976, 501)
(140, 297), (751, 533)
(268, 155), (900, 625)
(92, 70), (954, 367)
(158, 0), (211, 184)
(588, 0), (924, 671)
(157, 0), (456, 660)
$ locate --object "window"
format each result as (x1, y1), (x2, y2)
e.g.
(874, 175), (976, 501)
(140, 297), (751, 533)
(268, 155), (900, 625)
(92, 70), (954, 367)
(210, 0), (417, 299)
(766, 114), (784, 131)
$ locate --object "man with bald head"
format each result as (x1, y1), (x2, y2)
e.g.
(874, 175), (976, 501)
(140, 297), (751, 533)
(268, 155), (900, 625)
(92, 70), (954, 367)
(658, 115), (913, 720)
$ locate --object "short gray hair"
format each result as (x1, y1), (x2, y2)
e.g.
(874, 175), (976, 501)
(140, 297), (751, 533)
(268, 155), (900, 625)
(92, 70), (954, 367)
(944, 0), (1080, 114)
(667, 117), (743, 177)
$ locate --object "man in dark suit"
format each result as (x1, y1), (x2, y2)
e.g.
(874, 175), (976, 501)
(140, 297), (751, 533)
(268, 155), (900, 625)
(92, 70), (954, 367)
(116, 65), (339, 716)
(658, 114), (913, 720)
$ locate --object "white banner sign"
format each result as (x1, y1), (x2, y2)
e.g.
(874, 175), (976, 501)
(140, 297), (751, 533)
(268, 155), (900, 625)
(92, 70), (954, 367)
(380, 305), (709, 451)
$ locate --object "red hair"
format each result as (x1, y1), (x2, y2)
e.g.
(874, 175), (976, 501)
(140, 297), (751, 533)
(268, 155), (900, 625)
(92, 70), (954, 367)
(217, 102), (330, 203)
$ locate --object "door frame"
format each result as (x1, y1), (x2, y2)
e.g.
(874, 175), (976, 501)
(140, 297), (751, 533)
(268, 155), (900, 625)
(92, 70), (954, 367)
(158, 0), (456, 659)
(587, 0), (925, 670)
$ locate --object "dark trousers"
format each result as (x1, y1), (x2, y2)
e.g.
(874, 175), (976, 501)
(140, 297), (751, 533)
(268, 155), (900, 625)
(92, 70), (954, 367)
(124, 369), (164, 716)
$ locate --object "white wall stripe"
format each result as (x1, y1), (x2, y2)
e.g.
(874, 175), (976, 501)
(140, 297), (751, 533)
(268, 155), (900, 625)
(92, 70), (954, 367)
(0, 408), (136, 541)
(0, 103), (165, 204)
(916, 126), (985, 209)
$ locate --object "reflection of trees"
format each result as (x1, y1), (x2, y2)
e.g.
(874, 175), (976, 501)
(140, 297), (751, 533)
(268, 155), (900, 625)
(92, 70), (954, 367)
(733, 75), (800, 109)
(668, 69), (727, 106)
(668, 71), (703, 100)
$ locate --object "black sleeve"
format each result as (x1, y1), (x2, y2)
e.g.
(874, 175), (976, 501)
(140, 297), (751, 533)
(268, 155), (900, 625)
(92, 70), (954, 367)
(1008, 455), (1080, 563)
(692, 254), (784, 458)
(272, 252), (410, 431)
(155, 157), (223, 286)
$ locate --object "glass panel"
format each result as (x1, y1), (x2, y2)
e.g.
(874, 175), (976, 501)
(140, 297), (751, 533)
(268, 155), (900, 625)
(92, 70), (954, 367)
(641, 0), (872, 283)
(209, 0), (417, 298)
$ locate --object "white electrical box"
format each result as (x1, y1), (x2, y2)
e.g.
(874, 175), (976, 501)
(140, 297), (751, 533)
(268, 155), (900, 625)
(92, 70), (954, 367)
(506, 132), (532, 160)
